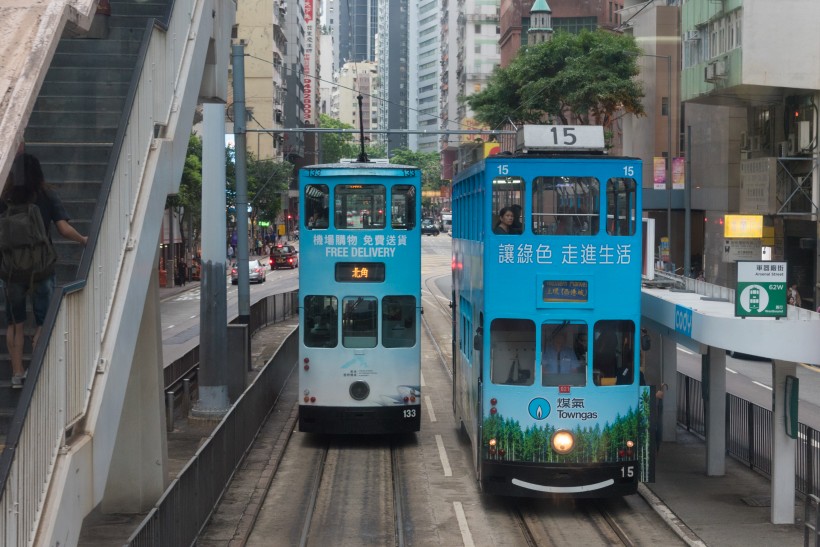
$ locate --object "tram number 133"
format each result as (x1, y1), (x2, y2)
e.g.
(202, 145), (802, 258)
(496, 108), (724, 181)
(620, 465), (635, 479)
(403, 409), (417, 419)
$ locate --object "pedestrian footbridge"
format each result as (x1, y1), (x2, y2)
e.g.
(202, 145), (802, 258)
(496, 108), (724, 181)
(0, 2), (234, 544)
(641, 272), (820, 525)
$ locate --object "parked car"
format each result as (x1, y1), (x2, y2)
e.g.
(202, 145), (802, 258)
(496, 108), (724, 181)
(270, 244), (299, 269)
(231, 259), (267, 284)
(421, 219), (440, 236)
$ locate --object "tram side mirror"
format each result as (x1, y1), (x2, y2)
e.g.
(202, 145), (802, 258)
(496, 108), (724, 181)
(473, 327), (483, 351)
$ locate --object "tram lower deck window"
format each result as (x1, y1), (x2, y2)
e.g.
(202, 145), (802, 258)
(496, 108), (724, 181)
(382, 296), (416, 347)
(304, 295), (338, 348)
(490, 319), (535, 385)
(342, 296), (378, 348)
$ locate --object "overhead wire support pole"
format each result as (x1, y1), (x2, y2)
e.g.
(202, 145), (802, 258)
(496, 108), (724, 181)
(232, 43), (250, 325)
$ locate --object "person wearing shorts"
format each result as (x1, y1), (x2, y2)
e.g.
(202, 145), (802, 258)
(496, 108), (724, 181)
(2, 154), (87, 388)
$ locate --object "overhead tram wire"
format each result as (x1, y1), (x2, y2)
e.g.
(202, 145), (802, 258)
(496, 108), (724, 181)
(243, 54), (508, 136)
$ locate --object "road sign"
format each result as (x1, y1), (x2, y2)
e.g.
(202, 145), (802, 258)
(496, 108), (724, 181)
(735, 261), (787, 318)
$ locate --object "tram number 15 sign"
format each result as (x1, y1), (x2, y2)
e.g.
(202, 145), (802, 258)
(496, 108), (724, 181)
(735, 261), (787, 318)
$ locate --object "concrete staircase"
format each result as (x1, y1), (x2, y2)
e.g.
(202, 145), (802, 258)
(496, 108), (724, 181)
(0, 0), (172, 443)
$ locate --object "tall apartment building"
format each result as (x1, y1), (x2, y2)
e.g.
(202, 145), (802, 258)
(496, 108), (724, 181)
(439, 0), (501, 175)
(337, 61), (380, 146)
(676, 0), (819, 305)
(409, 0), (441, 152)
(319, 25), (338, 119)
(233, 0), (288, 160)
(334, 0), (379, 67)
(376, 0), (411, 153)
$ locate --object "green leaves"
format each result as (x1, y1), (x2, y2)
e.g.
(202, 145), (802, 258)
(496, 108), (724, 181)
(465, 30), (645, 129)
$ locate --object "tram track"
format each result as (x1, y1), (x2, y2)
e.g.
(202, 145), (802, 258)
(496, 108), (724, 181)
(291, 436), (409, 547)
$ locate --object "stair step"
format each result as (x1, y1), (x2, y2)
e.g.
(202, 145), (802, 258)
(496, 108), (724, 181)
(25, 126), (119, 144)
(55, 38), (142, 56)
(39, 162), (108, 183)
(23, 143), (112, 165)
(38, 80), (130, 98)
(31, 96), (127, 113)
(51, 52), (138, 70)
(109, 2), (170, 18)
(41, 67), (133, 85)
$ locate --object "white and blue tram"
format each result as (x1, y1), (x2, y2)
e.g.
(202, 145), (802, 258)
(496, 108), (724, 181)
(298, 162), (423, 434)
(452, 126), (653, 497)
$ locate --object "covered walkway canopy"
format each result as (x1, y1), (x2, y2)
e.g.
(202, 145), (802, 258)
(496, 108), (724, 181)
(641, 273), (820, 525)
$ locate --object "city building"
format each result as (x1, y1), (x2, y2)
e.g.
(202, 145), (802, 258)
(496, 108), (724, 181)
(408, 0), (441, 152)
(675, 0), (819, 308)
(233, 0), (288, 160)
(337, 61), (380, 144)
(439, 0), (501, 176)
(376, 0), (411, 153)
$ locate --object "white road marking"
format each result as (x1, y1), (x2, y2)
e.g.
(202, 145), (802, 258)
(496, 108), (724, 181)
(421, 370), (426, 387)
(726, 367), (737, 374)
(425, 396), (437, 422)
(453, 502), (475, 547)
(190, 315), (198, 319)
(753, 380), (772, 391)
(165, 324), (175, 329)
(435, 434), (452, 477)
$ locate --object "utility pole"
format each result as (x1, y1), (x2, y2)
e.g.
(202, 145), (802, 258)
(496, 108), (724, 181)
(233, 43), (250, 325)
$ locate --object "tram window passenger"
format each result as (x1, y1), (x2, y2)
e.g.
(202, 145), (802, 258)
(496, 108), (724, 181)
(305, 185), (330, 230)
(489, 319), (535, 385)
(541, 326), (586, 387)
(493, 207), (523, 235)
(592, 320), (635, 386)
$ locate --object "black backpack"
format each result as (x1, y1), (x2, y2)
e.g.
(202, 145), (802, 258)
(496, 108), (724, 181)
(0, 202), (57, 285)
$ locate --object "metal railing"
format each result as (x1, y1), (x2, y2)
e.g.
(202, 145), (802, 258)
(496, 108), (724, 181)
(128, 292), (299, 546)
(677, 372), (820, 499)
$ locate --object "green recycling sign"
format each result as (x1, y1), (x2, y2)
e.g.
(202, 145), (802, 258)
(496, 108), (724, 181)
(735, 261), (787, 318)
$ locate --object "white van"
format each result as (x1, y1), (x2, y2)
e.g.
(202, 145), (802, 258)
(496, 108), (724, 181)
(441, 213), (452, 234)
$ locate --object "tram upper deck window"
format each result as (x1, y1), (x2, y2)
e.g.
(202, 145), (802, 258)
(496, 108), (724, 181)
(532, 177), (599, 235)
(335, 184), (386, 229)
(491, 176), (524, 235)
(305, 184), (330, 230)
(606, 178), (637, 236)
(391, 185), (416, 230)
(490, 319), (535, 385)
(541, 323), (587, 387)
(592, 320), (636, 386)
(382, 295), (416, 347)
(304, 295), (338, 347)
(342, 296), (378, 348)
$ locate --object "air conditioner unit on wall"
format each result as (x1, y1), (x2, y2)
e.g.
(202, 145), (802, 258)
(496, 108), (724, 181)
(704, 63), (716, 82)
(779, 141), (790, 157)
(715, 60), (726, 77)
(788, 134), (797, 155)
(740, 131), (748, 150)
(684, 30), (700, 41)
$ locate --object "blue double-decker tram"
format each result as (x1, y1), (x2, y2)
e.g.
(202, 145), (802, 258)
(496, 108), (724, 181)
(452, 125), (652, 497)
(298, 162), (422, 434)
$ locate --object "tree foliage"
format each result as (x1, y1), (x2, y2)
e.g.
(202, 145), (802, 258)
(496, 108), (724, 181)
(388, 148), (442, 190)
(166, 134), (204, 245)
(465, 30), (645, 129)
(318, 114), (386, 163)
(226, 146), (294, 229)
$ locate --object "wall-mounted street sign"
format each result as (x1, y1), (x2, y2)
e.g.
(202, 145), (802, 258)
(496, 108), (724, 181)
(735, 261), (787, 318)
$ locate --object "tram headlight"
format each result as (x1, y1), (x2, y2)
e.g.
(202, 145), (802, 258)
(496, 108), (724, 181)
(551, 430), (575, 455)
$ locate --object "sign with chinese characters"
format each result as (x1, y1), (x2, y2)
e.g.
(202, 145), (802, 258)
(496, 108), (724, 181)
(672, 157), (685, 190)
(724, 215), (763, 238)
(303, 0), (315, 124)
(312, 233), (408, 258)
(740, 158), (777, 214)
(722, 238), (761, 262)
(496, 242), (632, 266)
(335, 262), (386, 282)
(542, 280), (588, 303)
(735, 261), (787, 318)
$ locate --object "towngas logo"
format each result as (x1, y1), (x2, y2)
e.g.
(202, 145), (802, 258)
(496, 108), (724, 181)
(527, 398), (551, 420)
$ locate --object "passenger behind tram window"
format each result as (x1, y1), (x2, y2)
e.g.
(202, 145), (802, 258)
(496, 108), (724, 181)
(493, 207), (522, 235)
(541, 328), (585, 386)
(510, 204), (523, 234)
